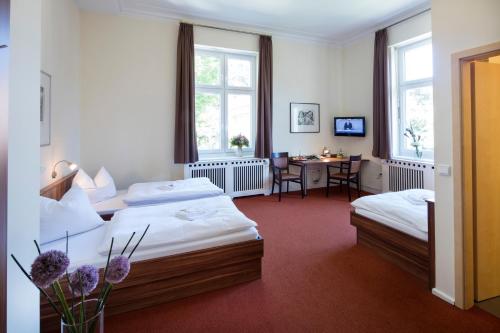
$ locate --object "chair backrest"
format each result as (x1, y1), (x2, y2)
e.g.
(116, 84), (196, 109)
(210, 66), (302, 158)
(271, 152), (289, 169)
(349, 154), (362, 174)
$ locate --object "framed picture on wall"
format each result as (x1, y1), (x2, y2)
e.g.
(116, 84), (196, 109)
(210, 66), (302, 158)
(290, 102), (320, 133)
(40, 71), (51, 146)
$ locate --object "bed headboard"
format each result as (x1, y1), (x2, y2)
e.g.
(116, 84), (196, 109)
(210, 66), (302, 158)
(40, 171), (78, 200)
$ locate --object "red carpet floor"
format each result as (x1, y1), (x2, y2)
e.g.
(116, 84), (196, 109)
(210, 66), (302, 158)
(106, 190), (500, 332)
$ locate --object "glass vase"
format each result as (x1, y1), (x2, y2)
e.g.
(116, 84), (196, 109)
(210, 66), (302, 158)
(237, 147), (243, 157)
(61, 299), (104, 333)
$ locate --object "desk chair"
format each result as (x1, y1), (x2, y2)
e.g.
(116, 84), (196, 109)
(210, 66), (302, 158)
(326, 154), (362, 201)
(271, 152), (305, 202)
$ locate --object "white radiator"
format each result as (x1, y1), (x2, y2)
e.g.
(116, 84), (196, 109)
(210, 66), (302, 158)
(382, 159), (434, 192)
(184, 158), (270, 198)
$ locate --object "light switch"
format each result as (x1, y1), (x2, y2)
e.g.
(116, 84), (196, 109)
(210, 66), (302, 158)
(437, 164), (451, 176)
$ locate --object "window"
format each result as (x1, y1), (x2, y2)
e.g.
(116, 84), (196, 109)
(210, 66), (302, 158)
(390, 37), (434, 161)
(194, 47), (257, 155)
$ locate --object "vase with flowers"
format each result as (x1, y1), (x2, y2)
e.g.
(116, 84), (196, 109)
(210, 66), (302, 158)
(230, 134), (249, 157)
(11, 226), (149, 333)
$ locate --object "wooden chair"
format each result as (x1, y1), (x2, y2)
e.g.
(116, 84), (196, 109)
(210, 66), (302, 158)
(326, 154), (362, 201)
(271, 152), (305, 202)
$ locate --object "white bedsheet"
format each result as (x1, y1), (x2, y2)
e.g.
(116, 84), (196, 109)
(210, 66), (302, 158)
(92, 189), (128, 215)
(351, 189), (434, 239)
(41, 225), (259, 270)
(123, 177), (223, 206)
(98, 195), (257, 255)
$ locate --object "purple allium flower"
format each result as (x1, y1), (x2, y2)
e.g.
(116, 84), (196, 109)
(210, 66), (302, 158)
(69, 265), (99, 296)
(30, 250), (70, 289)
(105, 256), (130, 284)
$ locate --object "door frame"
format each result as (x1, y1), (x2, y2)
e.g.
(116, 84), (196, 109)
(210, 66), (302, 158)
(451, 41), (500, 309)
(0, 0), (10, 331)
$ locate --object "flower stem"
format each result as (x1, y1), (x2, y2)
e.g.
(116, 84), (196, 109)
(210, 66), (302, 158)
(53, 280), (76, 328)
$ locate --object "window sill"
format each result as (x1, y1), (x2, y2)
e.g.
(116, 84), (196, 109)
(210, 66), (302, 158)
(389, 156), (434, 164)
(199, 153), (257, 162)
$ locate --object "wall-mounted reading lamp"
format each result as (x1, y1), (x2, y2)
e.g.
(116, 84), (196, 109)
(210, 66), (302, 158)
(51, 160), (78, 179)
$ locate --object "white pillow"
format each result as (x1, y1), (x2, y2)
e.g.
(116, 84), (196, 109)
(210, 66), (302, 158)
(94, 167), (117, 199)
(40, 185), (104, 245)
(73, 169), (95, 189)
(72, 167), (117, 203)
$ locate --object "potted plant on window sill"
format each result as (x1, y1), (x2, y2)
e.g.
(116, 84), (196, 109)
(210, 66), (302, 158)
(230, 134), (249, 157)
(404, 124), (423, 159)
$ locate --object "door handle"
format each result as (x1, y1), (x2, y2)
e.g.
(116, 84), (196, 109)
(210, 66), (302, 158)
(0, 45), (7, 49)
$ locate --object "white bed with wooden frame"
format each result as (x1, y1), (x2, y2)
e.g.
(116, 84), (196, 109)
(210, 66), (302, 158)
(39, 172), (264, 332)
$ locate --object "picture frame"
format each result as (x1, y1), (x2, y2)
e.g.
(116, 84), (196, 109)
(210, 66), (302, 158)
(290, 102), (320, 133)
(40, 71), (51, 146)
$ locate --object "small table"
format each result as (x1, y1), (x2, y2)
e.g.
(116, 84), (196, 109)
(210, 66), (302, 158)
(290, 156), (350, 195)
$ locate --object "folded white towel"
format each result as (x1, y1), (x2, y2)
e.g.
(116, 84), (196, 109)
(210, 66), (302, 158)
(175, 208), (217, 221)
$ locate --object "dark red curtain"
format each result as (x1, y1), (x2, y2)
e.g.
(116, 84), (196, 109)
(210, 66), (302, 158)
(372, 29), (390, 159)
(174, 23), (198, 163)
(255, 35), (273, 159)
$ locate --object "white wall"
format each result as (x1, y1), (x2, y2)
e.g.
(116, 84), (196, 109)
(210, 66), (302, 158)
(80, 13), (182, 190)
(431, 0), (500, 303)
(388, 11), (431, 46)
(80, 12), (341, 190)
(7, 0), (41, 332)
(40, 0), (81, 188)
(272, 39), (342, 189)
(339, 34), (382, 193)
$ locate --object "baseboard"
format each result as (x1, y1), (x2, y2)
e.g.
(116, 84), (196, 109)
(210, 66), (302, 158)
(361, 185), (381, 194)
(432, 288), (455, 305)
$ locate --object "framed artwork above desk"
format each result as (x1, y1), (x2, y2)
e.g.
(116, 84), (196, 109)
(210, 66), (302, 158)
(290, 102), (320, 133)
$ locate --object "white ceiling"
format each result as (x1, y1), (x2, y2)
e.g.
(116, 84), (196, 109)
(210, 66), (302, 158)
(75, 0), (430, 42)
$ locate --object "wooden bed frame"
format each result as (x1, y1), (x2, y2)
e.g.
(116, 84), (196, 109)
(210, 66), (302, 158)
(350, 199), (435, 290)
(39, 172), (264, 332)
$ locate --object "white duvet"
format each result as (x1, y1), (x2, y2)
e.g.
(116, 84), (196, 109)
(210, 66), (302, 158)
(123, 177), (224, 206)
(98, 195), (257, 255)
(351, 189), (434, 233)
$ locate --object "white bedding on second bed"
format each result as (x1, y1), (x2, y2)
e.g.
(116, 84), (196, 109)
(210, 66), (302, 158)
(351, 189), (434, 241)
(123, 177), (223, 206)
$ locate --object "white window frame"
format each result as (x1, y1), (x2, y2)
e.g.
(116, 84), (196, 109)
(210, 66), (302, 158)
(195, 45), (257, 157)
(390, 35), (434, 162)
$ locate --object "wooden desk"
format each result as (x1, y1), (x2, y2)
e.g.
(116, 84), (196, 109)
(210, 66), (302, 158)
(290, 157), (367, 195)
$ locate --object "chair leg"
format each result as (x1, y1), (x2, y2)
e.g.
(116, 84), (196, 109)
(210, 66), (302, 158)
(357, 175), (361, 198)
(348, 180), (352, 202)
(271, 173), (276, 195)
(326, 179), (329, 197)
(287, 181), (289, 193)
(279, 181), (282, 202)
(300, 180), (304, 199)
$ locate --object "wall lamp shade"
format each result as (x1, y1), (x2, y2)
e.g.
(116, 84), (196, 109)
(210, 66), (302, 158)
(51, 160), (78, 179)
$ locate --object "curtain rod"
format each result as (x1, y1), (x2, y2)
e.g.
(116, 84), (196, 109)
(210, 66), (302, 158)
(385, 8), (431, 30)
(186, 22), (271, 38)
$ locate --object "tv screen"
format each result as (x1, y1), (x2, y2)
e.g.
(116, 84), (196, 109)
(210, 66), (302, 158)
(334, 117), (365, 137)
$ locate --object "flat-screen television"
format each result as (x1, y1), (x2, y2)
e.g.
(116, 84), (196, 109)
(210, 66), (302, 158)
(334, 117), (366, 137)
